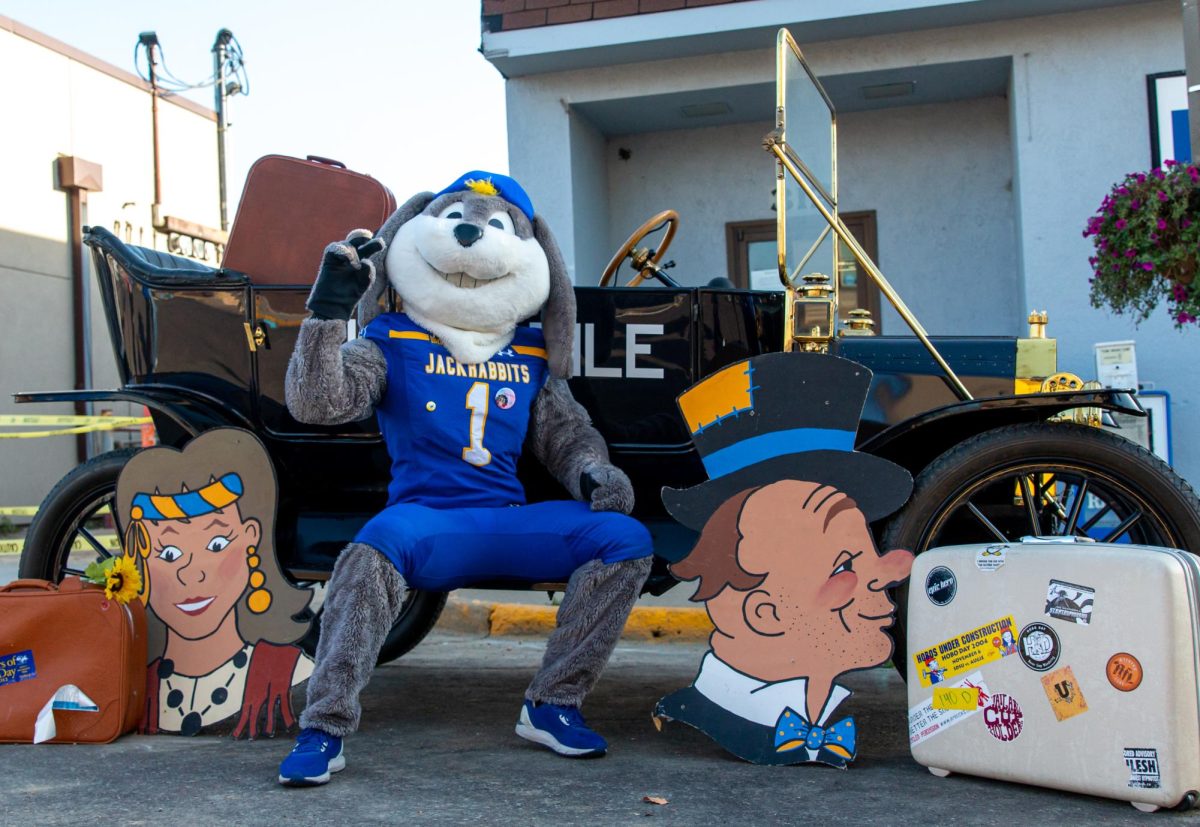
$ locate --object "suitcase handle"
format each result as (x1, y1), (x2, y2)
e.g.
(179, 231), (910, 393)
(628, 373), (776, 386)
(0, 579), (57, 593)
(306, 155), (346, 169)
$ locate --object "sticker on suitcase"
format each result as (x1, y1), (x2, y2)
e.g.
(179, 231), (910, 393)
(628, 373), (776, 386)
(1106, 653), (1143, 692)
(975, 544), (1007, 572)
(983, 693), (1023, 742)
(912, 615), (1017, 688)
(0, 650), (36, 687)
(1040, 665), (1089, 721)
(1016, 622), (1061, 672)
(1044, 579), (1094, 625)
(908, 672), (990, 747)
(1124, 748), (1162, 789)
(925, 566), (957, 606)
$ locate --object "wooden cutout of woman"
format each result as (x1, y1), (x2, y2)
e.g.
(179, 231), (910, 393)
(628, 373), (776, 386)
(655, 353), (915, 766)
(115, 428), (314, 737)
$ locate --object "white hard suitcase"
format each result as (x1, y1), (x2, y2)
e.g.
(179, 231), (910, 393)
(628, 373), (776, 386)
(907, 538), (1200, 812)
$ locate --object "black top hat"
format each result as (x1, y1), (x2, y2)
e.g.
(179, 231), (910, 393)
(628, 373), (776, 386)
(662, 352), (913, 531)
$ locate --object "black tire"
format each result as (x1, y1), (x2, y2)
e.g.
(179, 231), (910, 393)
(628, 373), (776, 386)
(20, 449), (138, 580)
(882, 422), (1200, 671)
(21, 448), (446, 665)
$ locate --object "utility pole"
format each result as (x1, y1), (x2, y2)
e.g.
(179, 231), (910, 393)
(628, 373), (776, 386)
(212, 29), (235, 232)
(1184, 0), (1200, 157)
(138, 31), (164, 229)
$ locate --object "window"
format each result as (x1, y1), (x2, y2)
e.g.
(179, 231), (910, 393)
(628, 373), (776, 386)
(725, 211), (882, 331)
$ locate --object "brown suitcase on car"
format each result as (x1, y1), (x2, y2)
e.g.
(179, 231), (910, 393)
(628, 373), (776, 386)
(0, 577), (147, 743)
(223, 154), (397, 285)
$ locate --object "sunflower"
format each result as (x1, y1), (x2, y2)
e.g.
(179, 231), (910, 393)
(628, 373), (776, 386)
(105, 555), (142, 605)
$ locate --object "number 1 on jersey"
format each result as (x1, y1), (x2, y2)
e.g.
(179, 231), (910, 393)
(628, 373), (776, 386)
(462, 381), (492, 467)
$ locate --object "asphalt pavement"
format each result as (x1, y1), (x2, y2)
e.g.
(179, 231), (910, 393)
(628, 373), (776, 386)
(3, 631), (1196, 826)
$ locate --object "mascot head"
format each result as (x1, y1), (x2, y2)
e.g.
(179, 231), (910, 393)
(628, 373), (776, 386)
(359, 171), (574, 378)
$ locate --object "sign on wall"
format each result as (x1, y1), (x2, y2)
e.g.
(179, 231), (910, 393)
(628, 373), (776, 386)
(1148, 71), (1191, 167)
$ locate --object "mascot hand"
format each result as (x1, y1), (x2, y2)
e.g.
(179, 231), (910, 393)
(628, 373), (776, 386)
(579, 463), (635, 514)
(306, 230), (386, 321)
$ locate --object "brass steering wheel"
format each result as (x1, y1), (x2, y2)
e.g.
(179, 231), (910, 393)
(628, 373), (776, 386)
(599, 210), (681, 287)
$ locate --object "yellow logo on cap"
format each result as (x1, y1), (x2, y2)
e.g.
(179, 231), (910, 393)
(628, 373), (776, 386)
(464, 178), (499, 196)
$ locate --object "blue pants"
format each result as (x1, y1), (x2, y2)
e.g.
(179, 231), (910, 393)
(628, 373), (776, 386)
(355, 500), (653, 591)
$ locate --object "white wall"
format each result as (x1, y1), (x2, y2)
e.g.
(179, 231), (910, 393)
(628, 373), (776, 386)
(839, 95), (1020, 335)
(0, 26), (219, 511)
(604, 121), (776, 287)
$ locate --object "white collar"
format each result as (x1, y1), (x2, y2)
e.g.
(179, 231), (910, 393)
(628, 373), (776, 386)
(692, 651), (851, 728)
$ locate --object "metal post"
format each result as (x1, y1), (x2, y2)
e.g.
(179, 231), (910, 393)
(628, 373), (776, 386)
(139, 32), (163, 227)
(55, 156), (103, 464)
(212, 29), (234, 231)
(1184, 0), (1200, 158)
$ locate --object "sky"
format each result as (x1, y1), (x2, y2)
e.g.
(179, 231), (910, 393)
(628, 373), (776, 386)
(0, 0), (508, 204)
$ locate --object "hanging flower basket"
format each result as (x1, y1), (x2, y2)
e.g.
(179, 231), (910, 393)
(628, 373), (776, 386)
(1083, 160), (1200, 326)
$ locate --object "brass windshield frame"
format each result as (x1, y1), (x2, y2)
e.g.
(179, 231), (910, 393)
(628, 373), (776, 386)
(772, 28), (971, 401)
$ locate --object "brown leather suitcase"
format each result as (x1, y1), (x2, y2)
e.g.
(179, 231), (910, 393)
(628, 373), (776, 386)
(0, 578), (147, 743)
(223, 154), (397, 285)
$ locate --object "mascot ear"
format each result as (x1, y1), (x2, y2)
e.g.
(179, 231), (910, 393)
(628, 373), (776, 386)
(357, 191), (435, 328)
(534, 214), (576, 379)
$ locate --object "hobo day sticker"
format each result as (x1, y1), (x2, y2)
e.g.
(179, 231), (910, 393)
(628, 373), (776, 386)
(912, 616), (1017, 688)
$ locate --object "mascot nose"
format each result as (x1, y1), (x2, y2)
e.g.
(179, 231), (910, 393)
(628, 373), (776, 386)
(453, 222), (483, 247)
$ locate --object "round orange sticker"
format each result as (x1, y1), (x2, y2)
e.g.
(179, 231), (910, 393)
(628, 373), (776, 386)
(1106, 653), (1143, 692)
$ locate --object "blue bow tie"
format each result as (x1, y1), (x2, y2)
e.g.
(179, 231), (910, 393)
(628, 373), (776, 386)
(773, 707), (856, 766)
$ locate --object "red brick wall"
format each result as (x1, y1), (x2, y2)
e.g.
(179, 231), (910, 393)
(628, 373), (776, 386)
(482, 0), (754, 33)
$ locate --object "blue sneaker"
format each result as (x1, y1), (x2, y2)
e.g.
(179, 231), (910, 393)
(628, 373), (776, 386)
(278, 728), (346, 786)
(516, 701), (607, 757)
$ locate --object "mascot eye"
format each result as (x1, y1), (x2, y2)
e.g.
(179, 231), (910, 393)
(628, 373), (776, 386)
(438, 202), (465, 220)
(206, 535), (231, 552)
(487, 211), (514, 234)
(157, 545), (183, 563)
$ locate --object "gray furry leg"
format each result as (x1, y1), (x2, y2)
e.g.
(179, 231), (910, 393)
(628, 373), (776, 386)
(299, 543), (408, 737)
(525, 556), (652, 708)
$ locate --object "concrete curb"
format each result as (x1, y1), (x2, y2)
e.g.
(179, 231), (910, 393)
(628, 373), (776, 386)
(436, 597), (713, 643)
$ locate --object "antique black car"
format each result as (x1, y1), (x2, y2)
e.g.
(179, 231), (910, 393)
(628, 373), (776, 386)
(17, 31), (1200, 666)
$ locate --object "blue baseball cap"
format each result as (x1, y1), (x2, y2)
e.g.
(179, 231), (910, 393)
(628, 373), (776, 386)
(434, 171), (535, 222)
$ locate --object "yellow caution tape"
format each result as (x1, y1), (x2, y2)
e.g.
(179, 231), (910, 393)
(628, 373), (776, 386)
(0, 417), (151, 439)
(0, 505), (111, 518)
(0, 415), (148, 426)
(0, 534), (122, 555)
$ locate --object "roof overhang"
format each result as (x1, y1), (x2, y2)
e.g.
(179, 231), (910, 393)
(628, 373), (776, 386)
(482, 0), (1158, 78)
(572, 56), (1012, 136)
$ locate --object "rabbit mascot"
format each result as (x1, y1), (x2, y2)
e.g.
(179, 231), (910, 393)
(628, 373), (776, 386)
(278, 172), (652, 786)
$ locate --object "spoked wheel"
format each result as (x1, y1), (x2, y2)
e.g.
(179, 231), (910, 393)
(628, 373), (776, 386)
(19, 447), (445, 665)
(882, 422), (1200, 670)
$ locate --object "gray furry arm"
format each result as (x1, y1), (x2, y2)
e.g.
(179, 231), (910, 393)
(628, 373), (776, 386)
(529, 379), (635, 514)
(285, 318), (386, 425)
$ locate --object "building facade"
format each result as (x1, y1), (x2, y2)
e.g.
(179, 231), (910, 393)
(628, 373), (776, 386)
(482, 0), (1199, 482)
(0, 15), (221, 511)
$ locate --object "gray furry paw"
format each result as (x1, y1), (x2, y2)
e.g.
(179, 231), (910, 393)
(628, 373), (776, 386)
(306, 231), (387, 321)
(579, 463), (635, 514)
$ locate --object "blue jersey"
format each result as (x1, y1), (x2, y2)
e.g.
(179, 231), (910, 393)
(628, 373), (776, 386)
(363, 313), (549, 509)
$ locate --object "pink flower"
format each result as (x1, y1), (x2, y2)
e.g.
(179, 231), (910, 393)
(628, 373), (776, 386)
(1174, 284), (1188, 301)
(1115, 218), (1128, 229)
(1158, 218), (1168, 230)
(1158, 190), (1169, 202)
(1137, 173), (1148, 183)
(1166, 159), (1179, 168)
(1125, 248), (1137, 258)
(1132, 199), (1142, 210)
(1141, 262), (1154, 271)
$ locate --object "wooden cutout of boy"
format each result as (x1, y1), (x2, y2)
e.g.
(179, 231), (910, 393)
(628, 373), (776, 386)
(655, 353), (914, 766)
